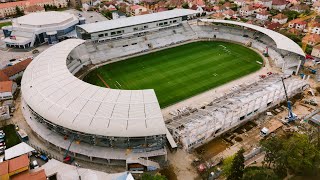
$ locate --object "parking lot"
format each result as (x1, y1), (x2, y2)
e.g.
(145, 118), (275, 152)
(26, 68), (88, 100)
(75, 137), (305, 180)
(65, 9), (108, 23)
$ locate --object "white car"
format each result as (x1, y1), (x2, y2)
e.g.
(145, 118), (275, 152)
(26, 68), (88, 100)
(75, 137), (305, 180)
(32, 160), (39, 169)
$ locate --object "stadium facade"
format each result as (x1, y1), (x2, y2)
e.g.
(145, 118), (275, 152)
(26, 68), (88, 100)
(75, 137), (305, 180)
(2, 11), (83, 48)
(21, 9), (308, 164)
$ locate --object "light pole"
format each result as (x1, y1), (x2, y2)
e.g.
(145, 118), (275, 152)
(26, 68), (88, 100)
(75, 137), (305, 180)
(75, 162), (81, 180)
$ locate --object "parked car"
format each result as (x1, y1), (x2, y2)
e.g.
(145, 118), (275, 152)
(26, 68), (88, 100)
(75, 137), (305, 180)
(40, 154), (48, 162)
(0, 133), (5, 139)
(0, 142), (5, 146)
(31, 160), (39, 169)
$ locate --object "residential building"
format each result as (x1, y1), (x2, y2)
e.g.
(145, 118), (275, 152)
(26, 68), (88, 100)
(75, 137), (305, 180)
(310, 22), (320, 34)
(256, 0), (273, 9)
(234, 0), (247, 7)
(271, 13), (288, 24)
(239, 5), (254, 16)
(264, 22), (281, 30)
(0, 58), (32, 80)
(302, 34), (320, 46)
(223, 9), (236, 19)
(290, 4), (309, 13)
(256, 10), (270, 21)
(0, 81), (17, 100)
(288, 19), (307, 31)
(272, 0), (287, 11)
(211, 12), (225, 19)
(130, 5), (148, 16)
(0, 154), (30, 180)
(313, 1), (320, 14)
(0, 0), (68, 18)
(24, 5), (45, 14)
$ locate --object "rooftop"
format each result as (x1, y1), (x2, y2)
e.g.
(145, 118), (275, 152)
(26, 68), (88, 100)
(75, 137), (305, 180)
(11, 170), (46, 180)
(0, 81), (13, 93)
(2, 58), (32, 77)
(77, 9), (198, 33)
(8, 154), (29, 173)
(21, 39), (167, 137)
(14, 11), (76, 26)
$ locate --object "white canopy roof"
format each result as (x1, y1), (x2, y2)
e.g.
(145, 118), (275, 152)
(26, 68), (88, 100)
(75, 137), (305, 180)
(4, 142), (35, 160)
(21, 39), (167, 137)
(200, 19), (305, 57)
(77, 9), (198, 33)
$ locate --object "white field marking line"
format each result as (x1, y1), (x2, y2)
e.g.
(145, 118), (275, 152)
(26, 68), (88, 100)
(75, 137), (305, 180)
(116, 81), (121, 87)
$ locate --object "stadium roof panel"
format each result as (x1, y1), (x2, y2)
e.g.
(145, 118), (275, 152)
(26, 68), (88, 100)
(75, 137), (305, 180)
(14, 12), (76, 26)
(77, 9), (198, 33)
(200, 19), (305, 57)
(21, 39), (167, 137)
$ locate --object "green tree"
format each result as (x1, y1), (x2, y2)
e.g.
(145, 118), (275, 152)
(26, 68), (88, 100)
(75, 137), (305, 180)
(222, 155), (235, 177)
(283, 10), (300, 21)
(141, 173), (167, 180)
(182, 2), (189, 9)
(242, 167), (280, 180)
(228, 148), (245, 180)
(15, 6), (24, 17)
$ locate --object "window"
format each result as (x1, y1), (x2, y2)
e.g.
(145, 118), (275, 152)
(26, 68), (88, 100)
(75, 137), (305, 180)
(133, 27), (138, 31)
(164, 22), (168, 25)
(105, 33), (108, 36)
(143, 25), (148, 29)
(98, 34), (104, 37)
(111, 32), (116, 35)
(159, 22), (163, 26)
(173, 20), (177, 23)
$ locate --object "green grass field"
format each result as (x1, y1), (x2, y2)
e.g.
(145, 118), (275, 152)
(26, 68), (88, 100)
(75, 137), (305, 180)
(83, 41), (263, 108)
(0, 21), (12, 29)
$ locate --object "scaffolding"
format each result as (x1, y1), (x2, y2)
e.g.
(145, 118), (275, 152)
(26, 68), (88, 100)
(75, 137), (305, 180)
(166, 74), (308, 150)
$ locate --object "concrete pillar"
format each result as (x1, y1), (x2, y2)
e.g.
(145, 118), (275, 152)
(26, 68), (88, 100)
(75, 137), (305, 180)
(107, 159), (110, 164)
(296, 60), (302, 75)
(89, 156), (92, 161)
(73, 152), (76, 157)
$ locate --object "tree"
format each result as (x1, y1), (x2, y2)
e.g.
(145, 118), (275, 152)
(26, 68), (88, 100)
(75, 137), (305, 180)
(227, 148), (245, 180)
(141, 173), (167, 180)
(282, 10), (300, 21)
(222, 155), (235, 177)
(15, 6), (24, 17)
(182, 2), (189, 9)
(242, 167), (280, 180)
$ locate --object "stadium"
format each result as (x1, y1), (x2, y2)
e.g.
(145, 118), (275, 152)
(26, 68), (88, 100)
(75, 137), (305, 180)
(21, 9), (308, 166)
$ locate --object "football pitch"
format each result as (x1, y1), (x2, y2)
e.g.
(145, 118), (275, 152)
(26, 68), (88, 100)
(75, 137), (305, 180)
(83, 41), (263, 108)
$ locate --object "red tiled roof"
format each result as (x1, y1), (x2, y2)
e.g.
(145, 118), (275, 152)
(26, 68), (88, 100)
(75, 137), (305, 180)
(0, 1), (26, 9)
(11, 169), (46, 180)
(273, 13), (287, 20)
(2, 58), (32, 78)
(0, 161), (9, 176)
(24, 5), (45, 12)
(272, 0), (286, 5)
(0, 71), (9, 82)
(303, 34), (320, 43)
(8, 154), (29, 173)
(0, 81), (13, 93)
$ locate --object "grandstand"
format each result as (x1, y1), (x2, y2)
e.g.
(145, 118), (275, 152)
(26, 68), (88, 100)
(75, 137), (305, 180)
(21, 15), (308, 166)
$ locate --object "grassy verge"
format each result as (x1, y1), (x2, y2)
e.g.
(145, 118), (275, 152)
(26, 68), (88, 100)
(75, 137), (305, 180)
(1, 124), (21, 148)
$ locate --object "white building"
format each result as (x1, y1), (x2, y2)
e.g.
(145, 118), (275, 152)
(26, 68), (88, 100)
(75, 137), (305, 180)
(256, 0), (273, 9)
(311, 44), (320, 58)
(239, 6), (254, 16)
(272, 0), (287, 11)
(271, 13), (288, 24)
(256, 10), (270, 21)
(76, 9), (198, 41)
(3, 11), (80, 48)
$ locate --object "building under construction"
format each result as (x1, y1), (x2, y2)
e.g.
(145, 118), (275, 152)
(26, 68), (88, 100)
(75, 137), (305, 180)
(166, 74), (308, 150)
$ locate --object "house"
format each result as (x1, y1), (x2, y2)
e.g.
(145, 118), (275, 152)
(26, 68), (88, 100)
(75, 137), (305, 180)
(313, 1), (320, 14)
(271, 13), (288, 24)
(222, 2), (232, 9)
(311, 44), (320, 58)
(256, 10), (270, 21)
(11, 169), (46, 180)
(287, 28), (301, 35)
(256, 0), (273, 9)
(223, 9), (236, 19)
(309, 22), (320, 34)
(0, 58), (32, 81)
(211, 12), (224, 19)
(302, 34), (320, 46)
(190, 4), (204, 13)
(290, 4), (309, 13)
(112, 11), (126, 19)
(272, 0), (287, 11)
(213, 5), (224, 13)
(0, 0), (68, 18)
(288, 19), (307, 31)
(0, 81), (17, 100)
(264, 22), (282, 30)
(234, 0), (247, 7)
(24, 5), (45, 14)
(239, 5), (254, 16)
(0, 154), (30, 180)
(130, 5), (148, 16)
